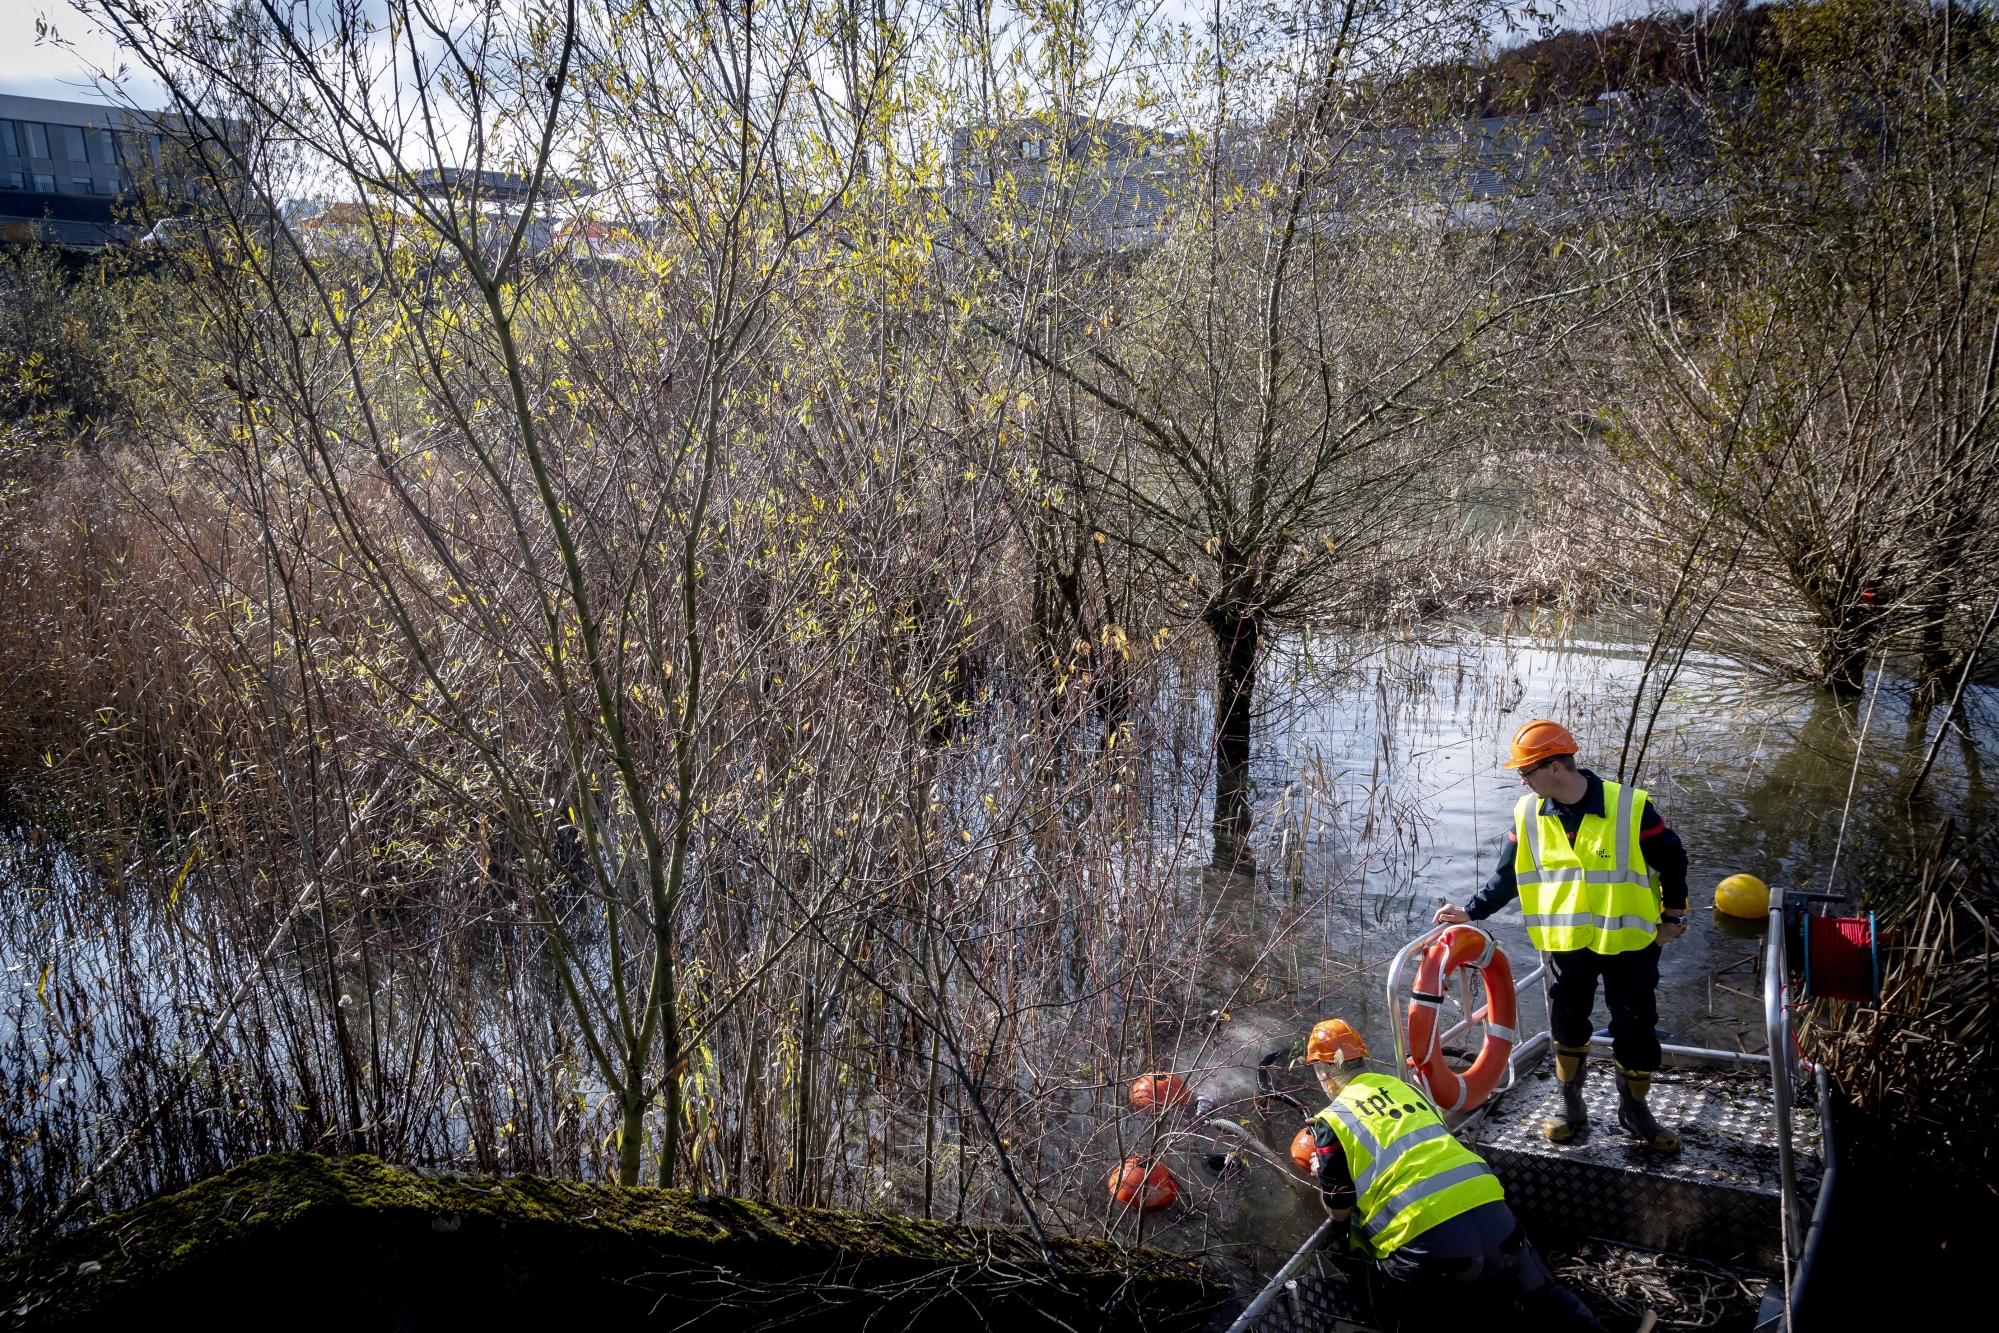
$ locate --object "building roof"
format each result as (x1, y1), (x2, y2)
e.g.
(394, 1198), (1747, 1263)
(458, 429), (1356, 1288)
(0, 92), (162, 131)
(413, 167), (595, 206)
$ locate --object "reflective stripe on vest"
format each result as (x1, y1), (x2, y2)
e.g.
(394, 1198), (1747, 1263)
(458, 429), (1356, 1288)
(1312, 1073), (1506, 1257)
(1323, 1101), (1451, 1196)
(1359, 1161), (1496, 1240)
(1512, 778), (1662, 956)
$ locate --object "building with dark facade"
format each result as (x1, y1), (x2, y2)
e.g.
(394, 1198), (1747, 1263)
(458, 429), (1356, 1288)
(0, 92), (161, 247)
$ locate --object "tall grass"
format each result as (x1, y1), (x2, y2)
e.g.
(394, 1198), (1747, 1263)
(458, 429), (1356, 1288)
(0, 416), (1411, 1242)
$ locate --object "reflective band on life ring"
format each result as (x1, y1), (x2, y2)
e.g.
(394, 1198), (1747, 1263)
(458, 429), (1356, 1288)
(1404, 925), (1518, 1114)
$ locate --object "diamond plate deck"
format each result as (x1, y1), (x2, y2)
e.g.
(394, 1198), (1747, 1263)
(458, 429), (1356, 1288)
(1470, 1060), (1819, 1274)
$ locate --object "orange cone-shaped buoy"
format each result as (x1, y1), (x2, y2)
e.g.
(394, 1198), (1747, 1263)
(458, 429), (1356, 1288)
(1108, 1157), (1180, 1211)
(1128, 1072), (1191, 1112)
(1289, 1125), (1317, 1175)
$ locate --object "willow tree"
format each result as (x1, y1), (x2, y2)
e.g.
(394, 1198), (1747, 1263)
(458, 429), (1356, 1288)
(1606, 0), (1999, 697)
(967, 0), (1556, 872)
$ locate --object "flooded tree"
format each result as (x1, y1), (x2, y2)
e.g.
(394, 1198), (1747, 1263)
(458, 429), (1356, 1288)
(967, 0), (1557, 873)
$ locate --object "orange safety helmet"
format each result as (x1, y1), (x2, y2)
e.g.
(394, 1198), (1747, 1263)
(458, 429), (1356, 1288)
(1303, 1018), (1370, 1066)
(1503, 719), (1580, 770)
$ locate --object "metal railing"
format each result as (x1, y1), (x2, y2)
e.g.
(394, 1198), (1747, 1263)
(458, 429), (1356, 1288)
(1757, 902), (1838, 1332)
(1384, 922), (1552, 1113)
(1223, 1217), (1342, 1333)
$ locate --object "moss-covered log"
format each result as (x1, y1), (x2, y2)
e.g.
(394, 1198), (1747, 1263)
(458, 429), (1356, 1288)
(2, 1154), (1230, 1330)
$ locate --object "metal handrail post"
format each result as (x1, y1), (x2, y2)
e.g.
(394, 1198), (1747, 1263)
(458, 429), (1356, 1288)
(1794, 1065), (1837, 1312)
(1764, 905), (1801, 1240)
(1539, 948), (1554, 1050)
(1764, 902), (1802, 1330)
(1384, 923), (1451, 1075)
(1223, 1216), (1340, 1333)
(1587, 1033), (1771, 1066)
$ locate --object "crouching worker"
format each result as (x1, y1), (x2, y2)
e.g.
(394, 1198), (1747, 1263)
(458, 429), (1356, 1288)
(1302, 1019), (1604, 1333)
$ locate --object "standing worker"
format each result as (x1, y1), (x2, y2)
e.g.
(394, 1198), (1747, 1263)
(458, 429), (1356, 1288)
(1434, 719), (1689, 1151)
(1301, 1019), (1605, 1331)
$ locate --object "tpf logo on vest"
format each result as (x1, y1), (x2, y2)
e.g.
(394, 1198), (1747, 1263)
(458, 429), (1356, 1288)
(1355, 1090), (1424, 1120)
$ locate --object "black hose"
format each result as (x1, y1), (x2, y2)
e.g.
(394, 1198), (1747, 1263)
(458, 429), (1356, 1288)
(1257, 1050), (1309, 1116)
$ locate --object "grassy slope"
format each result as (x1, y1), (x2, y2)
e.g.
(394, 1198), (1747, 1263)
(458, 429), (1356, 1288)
(3, 1152), (1227, 1329)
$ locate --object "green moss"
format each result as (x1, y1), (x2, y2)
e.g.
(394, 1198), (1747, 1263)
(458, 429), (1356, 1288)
(3, 1154), (1226, 1330)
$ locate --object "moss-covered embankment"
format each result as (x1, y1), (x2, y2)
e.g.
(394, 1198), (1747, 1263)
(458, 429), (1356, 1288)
(2, 1153), (1231, 1330)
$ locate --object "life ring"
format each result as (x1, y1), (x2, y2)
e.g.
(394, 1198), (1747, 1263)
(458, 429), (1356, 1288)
(1406, 925), (1517, 1113)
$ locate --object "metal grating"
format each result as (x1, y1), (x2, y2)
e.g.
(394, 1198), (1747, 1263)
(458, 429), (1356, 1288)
(1238, 1249), (1379, 1333)
(1470, 1062), (1819, 1274)
(1232, 1062), (1812, 1331)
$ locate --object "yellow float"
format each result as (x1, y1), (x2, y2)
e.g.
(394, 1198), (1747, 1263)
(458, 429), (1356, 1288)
(1714, 873), (1771, 919)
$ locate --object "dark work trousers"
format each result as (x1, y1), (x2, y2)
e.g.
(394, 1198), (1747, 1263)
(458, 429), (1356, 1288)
(1547, 943), (1661, 1072)
(1375, 1200), (1606, 1332)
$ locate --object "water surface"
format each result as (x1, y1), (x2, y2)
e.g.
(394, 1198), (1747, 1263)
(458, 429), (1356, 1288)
(1132, 618), (1992, 1269)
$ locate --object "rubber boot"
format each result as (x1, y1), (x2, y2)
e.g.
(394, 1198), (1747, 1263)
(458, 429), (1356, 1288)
(1542, 1043), (1590, 1142)
(1615, 1065), (1680, 1152)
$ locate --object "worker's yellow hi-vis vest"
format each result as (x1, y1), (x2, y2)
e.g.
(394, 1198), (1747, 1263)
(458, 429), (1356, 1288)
(1511, 778), (1663, 955)
(1313, 1073), (1505, 1257)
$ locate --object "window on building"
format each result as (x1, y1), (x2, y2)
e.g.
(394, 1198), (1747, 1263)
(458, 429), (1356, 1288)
(61, 126), (87, 162)
(91, 129), (116, 164)
(24, 123), (49, 159)
(0, 122), (17, 158)
(120, 133), (157, 181)
(0, 172), (21, 190)
(72, 176), (94, 193)
(31, 173), (55, 192)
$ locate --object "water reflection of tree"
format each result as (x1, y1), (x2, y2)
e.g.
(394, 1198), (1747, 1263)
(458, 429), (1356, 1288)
(1714, 690), (1893, 889)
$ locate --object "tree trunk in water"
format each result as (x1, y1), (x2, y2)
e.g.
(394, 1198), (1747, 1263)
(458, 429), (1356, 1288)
(1917, 567), (1957, 700)
(1209, 614), (1259, 874)
(1823, 622), (1872, 696)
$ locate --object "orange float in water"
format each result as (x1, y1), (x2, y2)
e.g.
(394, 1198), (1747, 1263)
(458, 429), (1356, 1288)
(1107, 1158), (1180, 1211)
(1289, 1125), (1317, 1175)
(1128, 1072), (1191, 1112)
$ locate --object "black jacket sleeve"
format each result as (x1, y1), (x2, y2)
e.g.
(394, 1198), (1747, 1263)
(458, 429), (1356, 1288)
(1640, 800), (1689, 913)
(1464, 832), (1520, 921)
(1309, 1117), (1357, 1212)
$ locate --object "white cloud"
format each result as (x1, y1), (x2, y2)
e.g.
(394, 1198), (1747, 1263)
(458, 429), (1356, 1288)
(0, 1), (165, 109)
